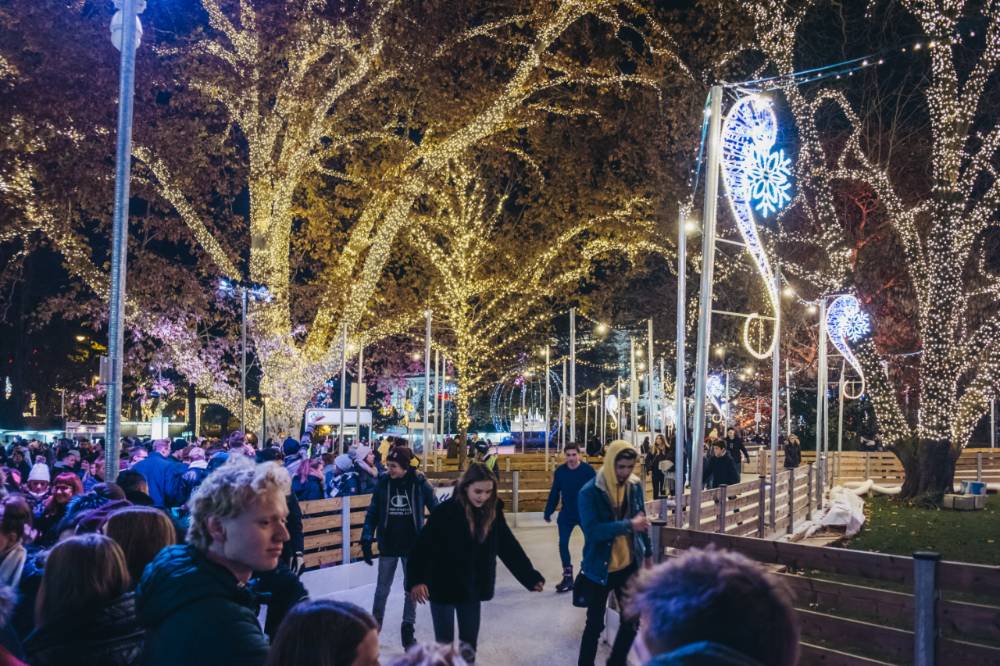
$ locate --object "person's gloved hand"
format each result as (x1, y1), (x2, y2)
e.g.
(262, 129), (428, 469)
(543, 513), (552, 523)
(361, 540), (374, 566)
(290, 552), (305, 576)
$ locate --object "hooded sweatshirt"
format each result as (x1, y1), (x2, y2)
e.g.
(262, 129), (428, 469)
(596, 440), (640, 573)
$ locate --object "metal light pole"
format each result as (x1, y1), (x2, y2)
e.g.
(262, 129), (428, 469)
(837, 361), (846, 452)
(355, 344), (364, 443)
(689, 85), (723, 528)
(561, 359), (567, 449)
(240, 286), (248, 432)
(630, 338), (639, 448)
(570, 308), (577, 443)
(785, 357), (792, 435)
(338, 326), (347, 453)
(545, 346), (550, 469)
(816, 299), (828, 454)
(423, 310), (431, 455)
(991, 400), (996, 449)
(647, 319), (655, 433)
(769, 268), (782, 528)
(675, 208), (687, 525)
(520, 381), (526, 454)
(104, 0), (145, 482)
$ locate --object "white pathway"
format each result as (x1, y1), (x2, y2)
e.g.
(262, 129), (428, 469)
(304, 514), (632, 665)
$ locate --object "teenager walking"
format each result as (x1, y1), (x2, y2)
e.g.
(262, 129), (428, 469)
(407, 463), (544, 661)
(360, 446), (438, 649)
(576, 440), (652, 666)
(543, 443), (596, 593)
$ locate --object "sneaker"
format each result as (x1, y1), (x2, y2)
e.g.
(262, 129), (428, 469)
(555, 575), (574, 593)
(401, 622), (416, 650)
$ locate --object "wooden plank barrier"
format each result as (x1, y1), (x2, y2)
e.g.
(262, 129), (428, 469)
(652, 526), (1000, 665)
(301, 494), (373, 571)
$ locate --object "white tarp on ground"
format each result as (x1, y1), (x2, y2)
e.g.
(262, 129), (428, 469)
(786, 483), (877, 540)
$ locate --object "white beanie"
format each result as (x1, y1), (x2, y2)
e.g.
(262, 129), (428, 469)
(28, 463), (51, 483)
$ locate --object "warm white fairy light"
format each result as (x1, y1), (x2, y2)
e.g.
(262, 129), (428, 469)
(741, 0), (1000, 451)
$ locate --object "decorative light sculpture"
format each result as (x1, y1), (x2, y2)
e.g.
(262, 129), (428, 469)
(604, 393), (620, 431)
(707, 373), (727, 421)
(720, 95), (793, 359)
(826, 295), (871, 399)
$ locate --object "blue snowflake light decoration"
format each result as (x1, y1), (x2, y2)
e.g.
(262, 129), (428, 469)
(826, 295), (871, 398)
(746, 145), (792, 216)
(720, 95), (794, 358)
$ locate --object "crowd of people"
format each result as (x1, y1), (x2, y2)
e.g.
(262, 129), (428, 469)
(0, 430), (802, 666)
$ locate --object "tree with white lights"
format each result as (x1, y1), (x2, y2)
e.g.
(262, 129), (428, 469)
(741, 0), (1000, 499)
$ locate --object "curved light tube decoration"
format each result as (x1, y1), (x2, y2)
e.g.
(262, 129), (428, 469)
(720, 95), (793, 359)
(707, 373), (727, 419)
(826, 295), (871, 399)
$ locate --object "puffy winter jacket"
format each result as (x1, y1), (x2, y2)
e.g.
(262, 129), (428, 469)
(25, 593), (144, 666)
(135, 544), (268, 666)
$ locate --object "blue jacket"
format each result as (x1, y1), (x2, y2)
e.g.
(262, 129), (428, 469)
(544, 462), (596, 524)
(578, 474), (651, 586)
(645, 641), (765, 665)
(131, 452), (185, 508)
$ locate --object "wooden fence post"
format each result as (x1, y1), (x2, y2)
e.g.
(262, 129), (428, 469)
(512, 470), (520, 528)
(977, 452), (983, 482)
(717, 485), (728, 533)
(816, 456), (825, 511)
(913, 551), (940, 666)
(757, 475), (766, 538)
(865, 451), (872, 481)
(650, 521), (664, 564)
(806, 463), (813, 515)
(341, 494), (351, 566)
(505, 456), (511, 472)
(787, 467), (795, 534)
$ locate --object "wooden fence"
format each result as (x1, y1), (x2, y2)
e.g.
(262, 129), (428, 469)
(650, 526), (1000, 665)
(300, 494), (374, 571)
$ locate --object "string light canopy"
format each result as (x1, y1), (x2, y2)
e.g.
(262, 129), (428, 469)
(720, 94), (793, 359)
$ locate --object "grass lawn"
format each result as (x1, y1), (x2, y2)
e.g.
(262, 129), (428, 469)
(844, 493), (1000, 565)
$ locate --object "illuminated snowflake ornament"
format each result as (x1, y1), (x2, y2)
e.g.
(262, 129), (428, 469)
(745, 145), (792, 217)
(706, 374), (727, 418)
(720, 95), (794, 359)
(826, 295), (871, 398)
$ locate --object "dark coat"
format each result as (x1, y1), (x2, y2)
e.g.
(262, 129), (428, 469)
(291, 475), (324, 501)
(406, 498), (543, 604)
(578, 474), (652, 586)
(24, 593), (144, 666)
(131, 453), (186, 508)
(136, 544), (268, 666)
(703, 453), (741, 488)
(280, 494), (304, 565)
(361, 470), (439, 554)
(783, 443), (802, 469)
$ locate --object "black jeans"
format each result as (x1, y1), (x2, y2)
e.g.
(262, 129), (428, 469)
(578, 563), (639, 666)
(557, 520), (580, 570)
(430, 600), (482, 659)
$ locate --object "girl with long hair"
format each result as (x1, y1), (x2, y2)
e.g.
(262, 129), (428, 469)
(24, 534), (143, 665)
(407, 463), (544, 662)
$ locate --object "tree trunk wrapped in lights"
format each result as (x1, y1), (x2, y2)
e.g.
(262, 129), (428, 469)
(739, 0), (1000, 501)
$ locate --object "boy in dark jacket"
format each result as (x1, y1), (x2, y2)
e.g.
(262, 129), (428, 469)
(136, 456), (292, 666)
(360, 446), (438, 649)
(543, 443), (596, 593)
(704, 441), (741, 488)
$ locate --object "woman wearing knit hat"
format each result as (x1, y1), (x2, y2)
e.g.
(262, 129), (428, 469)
(24, 464), (51, 512)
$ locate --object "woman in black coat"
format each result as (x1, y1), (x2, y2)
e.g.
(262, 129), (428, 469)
(407, 463), (544, 661)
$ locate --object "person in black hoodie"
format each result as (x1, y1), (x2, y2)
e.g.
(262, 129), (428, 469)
(783, 434), (802, 470)
(24, 534), (143, 666)
(703, 441), (741, 489)
(724, 428), (751, 467)
(407, 463), (544, 661)
(135, 456), (291, 666)
(360, 445), (438, 649)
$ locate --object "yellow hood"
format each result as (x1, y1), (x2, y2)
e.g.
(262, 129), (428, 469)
(596, 439), (640, 510)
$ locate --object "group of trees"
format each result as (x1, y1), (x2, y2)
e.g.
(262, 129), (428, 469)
(2, 0), (998, 498)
